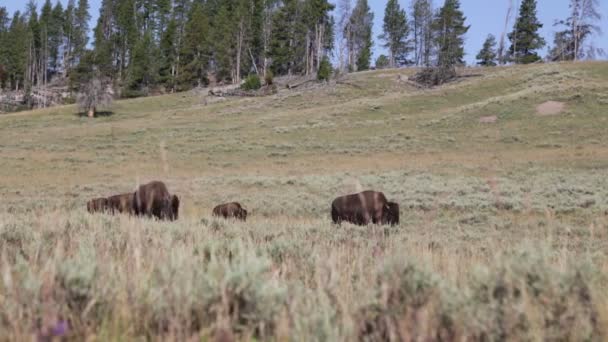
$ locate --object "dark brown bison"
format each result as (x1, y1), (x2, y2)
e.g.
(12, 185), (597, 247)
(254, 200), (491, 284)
(331, 190), (399, 226)
(107, 193), (135, 214)
(87, 197), (109, 213)
(133, 181), (180, 221)
(212, 202), (248, 221)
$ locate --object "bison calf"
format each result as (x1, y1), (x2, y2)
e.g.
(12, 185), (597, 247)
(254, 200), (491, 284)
(133, 181), (180, 221)
(212, 202), (248, 221)
(331, 190), (399, 226)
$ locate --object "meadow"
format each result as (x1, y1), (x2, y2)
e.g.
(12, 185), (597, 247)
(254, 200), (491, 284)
(1, 62), (608, 340)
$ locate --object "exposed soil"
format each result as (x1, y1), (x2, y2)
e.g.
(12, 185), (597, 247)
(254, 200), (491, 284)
(479, 115), (498, 124)
(536, 101), (566, 116)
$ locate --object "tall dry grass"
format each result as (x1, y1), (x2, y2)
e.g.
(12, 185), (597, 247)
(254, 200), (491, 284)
(1, 208), (606, 341)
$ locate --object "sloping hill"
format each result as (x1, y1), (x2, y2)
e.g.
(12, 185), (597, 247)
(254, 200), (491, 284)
(1, 62), (608, 215)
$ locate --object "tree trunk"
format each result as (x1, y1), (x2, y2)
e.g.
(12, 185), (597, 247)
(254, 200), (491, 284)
(236, 20), (244, 84)
(88, 106), (95, 118)
(498, 0), (514, 64)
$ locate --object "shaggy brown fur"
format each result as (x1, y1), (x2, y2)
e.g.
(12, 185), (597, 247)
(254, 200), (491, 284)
(87, 198), (109, 213)
(133, 181), (179, 221)
(212, 202), (248, 221)
(107, 193), (135, 214)
(331, 190), (399, 226)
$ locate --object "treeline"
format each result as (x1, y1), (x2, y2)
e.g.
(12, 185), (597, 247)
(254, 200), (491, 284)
(0, 0), (604, 102)
(0, 0), (89, 93)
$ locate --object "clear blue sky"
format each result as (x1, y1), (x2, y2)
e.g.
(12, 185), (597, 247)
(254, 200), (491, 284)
(3, 0), (607, 65)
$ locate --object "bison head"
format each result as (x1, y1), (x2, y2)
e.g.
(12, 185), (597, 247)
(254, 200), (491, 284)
(383, 202), (399, 226)
(238, 208), (248, 221)
(159, 195), (180, 221)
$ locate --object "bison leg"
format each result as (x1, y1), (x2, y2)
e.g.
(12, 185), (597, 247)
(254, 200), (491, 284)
(331, 206), (341, 224)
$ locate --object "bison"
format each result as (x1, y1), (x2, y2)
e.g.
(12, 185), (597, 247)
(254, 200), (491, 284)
(331, 190), (399, 226)
(107, 193), (135, 214)
(87, 197), (109, 213)
(212, 202), (248, 221)
(133, 181), (180, 221)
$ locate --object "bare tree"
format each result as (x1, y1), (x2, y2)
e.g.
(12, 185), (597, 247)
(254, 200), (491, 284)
(77, 76), (113, 117)
(571, 0), (602, 60)
(498, 0), (515, 64)
(337, 0), (352, 72)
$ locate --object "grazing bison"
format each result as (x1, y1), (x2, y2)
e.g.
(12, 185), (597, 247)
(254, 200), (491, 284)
(133, 181), (180, 221)
(87, 198), (109, 213)
(212, 202), (248, 221)
(107, 193), (135, 214)
(331, 190), (399, 226)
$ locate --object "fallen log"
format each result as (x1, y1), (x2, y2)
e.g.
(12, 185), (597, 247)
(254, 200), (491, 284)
(209, 85), (278, 97)
(286, 78), (316, 89)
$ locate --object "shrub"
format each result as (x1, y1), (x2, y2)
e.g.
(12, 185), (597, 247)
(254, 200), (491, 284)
(242, 74), (262, 91)
(356, 261), (454, 341)
(265, 70), (274, 86)
(317, 57), (332, 82)
(410, 66), (458, 87)
(77, 76), (113, 117)
(375, 55), (390, 69)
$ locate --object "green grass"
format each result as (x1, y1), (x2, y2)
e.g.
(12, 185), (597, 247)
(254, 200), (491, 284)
(1, 62), (608, 340)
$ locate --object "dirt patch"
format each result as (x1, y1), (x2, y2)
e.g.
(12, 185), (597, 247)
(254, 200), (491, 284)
(536, 101), (566, 116)
(479, 115), (498, 124)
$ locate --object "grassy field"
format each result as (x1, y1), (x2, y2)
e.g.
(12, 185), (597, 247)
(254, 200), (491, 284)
(1, 62), (608, 340)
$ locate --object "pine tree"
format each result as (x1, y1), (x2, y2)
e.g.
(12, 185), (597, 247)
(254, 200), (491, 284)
(73, 0), (90, 64)
(433, 0), (470, 69)
(6, 11), (28, 90)
(116, 0), (138, 81)
(159, 17), (178, 90)
(411, 0), (433, 66)
(508, 0), (545, 64)
(178, 1), (211, 89)
(317, 55), (332, 81)
(92, 0), (114, 79)
(25, 0), (41, 91)
(212, 0), (235, 82)
(269, 0), (300, 75)
(476, 34), (498, 66)
(155, 0), (172, 37)
(49, 2), (64, 73)
(375, 54), (390, 69)
(379, 0), (411, 67)
(0, 7), (9, 88)
(302, 0), (335, 75)
(411, 0), (433, 67)
(172, 0), (191, 88)
(63, 0), (76, 74)
(249, 0), (265, 74)
(40, 0), (53, 80)
(127, 30), (158, 96)
(346, 0), (373, 71)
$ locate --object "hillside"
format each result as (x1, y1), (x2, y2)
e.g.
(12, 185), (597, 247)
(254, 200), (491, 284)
(1, 62), (608, 340)
(2, 62), (608, 214)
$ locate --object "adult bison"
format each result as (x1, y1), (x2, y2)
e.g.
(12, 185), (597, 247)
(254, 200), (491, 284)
(212, 202), (248, 221)
(133, 181), (180, 221)
(87, 197), (109, 213)
(107, 193), (135, 214)
(331, 190), (399, 226)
